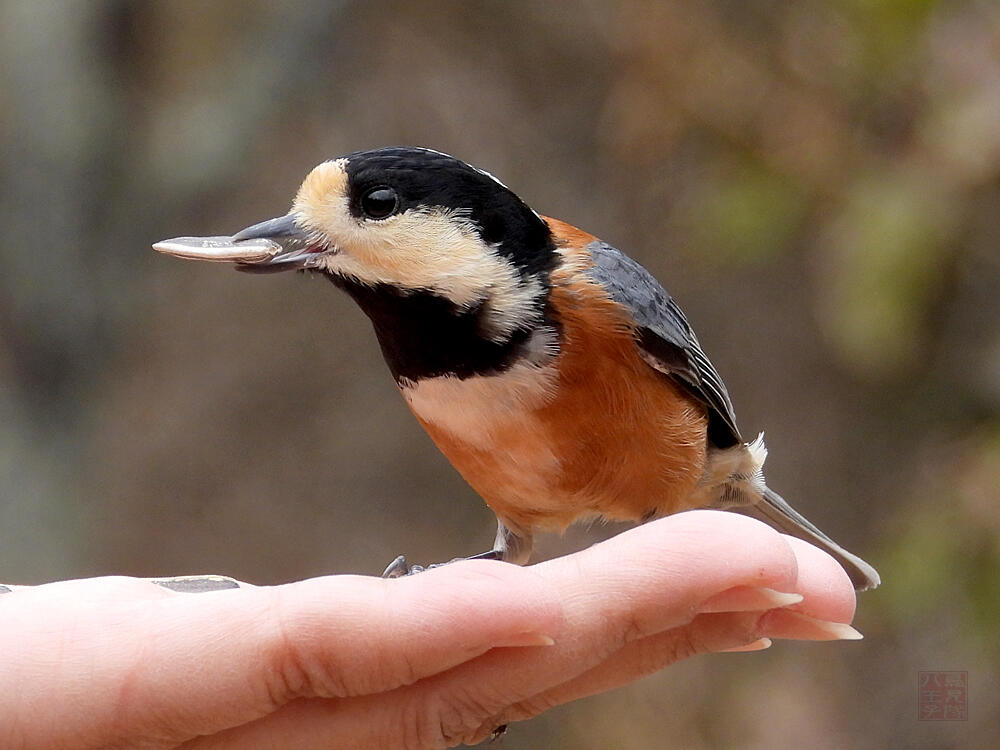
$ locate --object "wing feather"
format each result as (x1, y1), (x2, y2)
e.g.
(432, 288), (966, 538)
(585, 240), (742, 447)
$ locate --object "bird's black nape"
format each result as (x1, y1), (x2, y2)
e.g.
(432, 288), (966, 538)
(342, 147), (557, 279)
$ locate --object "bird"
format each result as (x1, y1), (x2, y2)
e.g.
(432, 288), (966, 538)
(154, 146), (880, 590)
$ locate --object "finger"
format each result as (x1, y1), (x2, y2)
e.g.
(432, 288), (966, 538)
(504, 610), (776, 724)
(502, 535), (862, 723)
(230, 596), (861, 750)
(189, 511), (804, 749)
(228, 612), (782, 750)
(774, 536), (858, 621)
(360, 512), (852, 747)
(260, 562), (561, 701)
(3, 566), (560, 749)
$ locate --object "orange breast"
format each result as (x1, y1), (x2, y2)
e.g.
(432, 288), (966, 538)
(411, 219), (709, 535)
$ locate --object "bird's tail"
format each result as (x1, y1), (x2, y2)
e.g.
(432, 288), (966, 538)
(739, 486), (881, 591)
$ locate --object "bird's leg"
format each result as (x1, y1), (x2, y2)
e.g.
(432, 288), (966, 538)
(382, 520), (532, 578)
(468, 520), (532, 563)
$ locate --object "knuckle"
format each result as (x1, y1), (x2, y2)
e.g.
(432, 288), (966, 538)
(619, 610), (647, 645)
(595, 607), (649, 660)
(265, 588), (351, 701)
(265, 583), (436, 703)
(401, 689), (504, 749)
(436, 690), (499, 746)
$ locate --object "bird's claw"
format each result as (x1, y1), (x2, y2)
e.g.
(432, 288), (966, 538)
(382, 554), (476, 578)
(382, 555), (428, 578)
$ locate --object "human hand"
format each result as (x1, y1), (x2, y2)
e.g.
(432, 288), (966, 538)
(0, 510), (860, 749)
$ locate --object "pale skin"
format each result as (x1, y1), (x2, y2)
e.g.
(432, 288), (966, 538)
(0, 511), (862, 750)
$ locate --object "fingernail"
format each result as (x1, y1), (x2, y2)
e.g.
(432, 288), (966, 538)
(150, 575), (244, 593)
(495, 632), (556, 648)
(699, 586), (804, 613)
(764, 610), (864, 641)
(720, 638), (772, 653)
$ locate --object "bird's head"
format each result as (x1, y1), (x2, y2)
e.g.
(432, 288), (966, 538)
(155, 148), (557, 343)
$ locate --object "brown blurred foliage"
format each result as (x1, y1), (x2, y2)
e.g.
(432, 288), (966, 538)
(1, 1), (998, 747)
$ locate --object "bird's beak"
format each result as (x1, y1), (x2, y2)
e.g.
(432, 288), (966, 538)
(153, 213), (326, 272)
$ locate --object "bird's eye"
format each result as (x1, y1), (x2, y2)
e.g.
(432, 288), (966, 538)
(360, 186), (399, 220)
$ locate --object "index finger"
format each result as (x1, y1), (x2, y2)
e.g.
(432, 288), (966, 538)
(2, 564), (562, 749)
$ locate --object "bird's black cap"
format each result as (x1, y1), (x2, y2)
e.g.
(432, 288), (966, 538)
(342, 147), (556, 278)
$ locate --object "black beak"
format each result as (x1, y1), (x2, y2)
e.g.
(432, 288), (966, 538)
(153, 213), (324, 272)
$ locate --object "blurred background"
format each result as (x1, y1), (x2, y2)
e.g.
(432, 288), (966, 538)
(1, 0), (997, 746)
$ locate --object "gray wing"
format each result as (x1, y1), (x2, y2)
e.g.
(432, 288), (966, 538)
(585, 240), (743, 448)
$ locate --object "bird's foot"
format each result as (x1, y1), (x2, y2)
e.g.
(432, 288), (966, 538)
(382, 555), (426, 578)
(382, 549), (503, 578)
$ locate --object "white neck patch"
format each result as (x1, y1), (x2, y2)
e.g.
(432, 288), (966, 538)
(400, 327), (560, 449)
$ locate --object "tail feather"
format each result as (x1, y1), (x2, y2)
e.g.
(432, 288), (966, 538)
(739, 487), (881, 591)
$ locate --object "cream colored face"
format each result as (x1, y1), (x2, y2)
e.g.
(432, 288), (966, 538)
(290, 159), (545, 340)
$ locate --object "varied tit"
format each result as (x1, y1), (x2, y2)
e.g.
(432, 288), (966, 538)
(154, 147), (880, 591)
